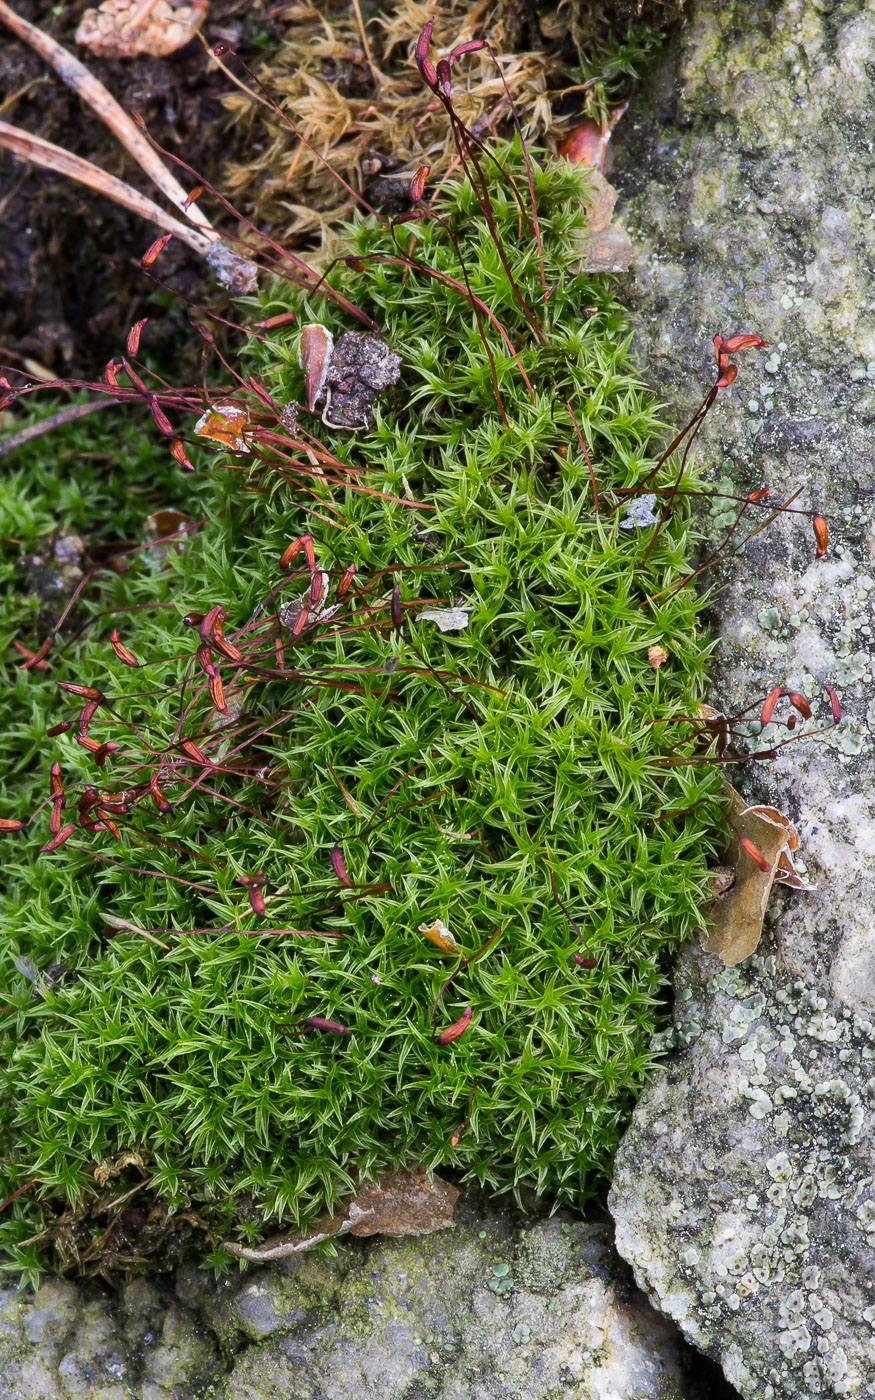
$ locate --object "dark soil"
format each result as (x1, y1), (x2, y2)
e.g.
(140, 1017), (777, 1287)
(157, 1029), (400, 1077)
(0, 0), (281, 383)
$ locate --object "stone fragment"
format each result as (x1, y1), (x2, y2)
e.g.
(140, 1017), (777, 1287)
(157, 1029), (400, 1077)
(321, 331), (402, 429)
(219, 1215), (713, 1399)
(611, 945), (875, 1400)
(579, 223), (634, 274)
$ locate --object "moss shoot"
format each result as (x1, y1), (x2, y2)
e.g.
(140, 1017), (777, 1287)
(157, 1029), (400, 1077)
(0, 146), (724, 1278)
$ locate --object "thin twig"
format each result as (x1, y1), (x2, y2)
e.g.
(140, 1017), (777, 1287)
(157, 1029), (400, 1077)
(0, 398), (117, 460)
(0, 121), (215, 257)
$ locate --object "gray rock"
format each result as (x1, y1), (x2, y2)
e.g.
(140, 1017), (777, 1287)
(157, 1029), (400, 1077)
(608, 1), (875, 1396)
(217, 1215), (708, 1400)
(0, 1215), (720, 1398)
(0, 1279), (222, 1400)
(611, 946), (875, 1399)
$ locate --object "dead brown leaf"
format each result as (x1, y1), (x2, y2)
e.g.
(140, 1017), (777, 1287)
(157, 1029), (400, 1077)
(75, 0), (208, 59)
(93, 1150), (147, 1188)
(702, 784), (815, 967)
(223, 1167), (458, 1261)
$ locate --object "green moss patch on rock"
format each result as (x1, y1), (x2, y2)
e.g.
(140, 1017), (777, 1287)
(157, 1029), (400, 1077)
(1, 144), (724, 1273)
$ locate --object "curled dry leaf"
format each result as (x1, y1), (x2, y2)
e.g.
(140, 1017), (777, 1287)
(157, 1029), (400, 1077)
(193, 403), (251, 454)
(93, 1150), (147, 1188)
(417, 606), (471, 633)
(75, 0), (209, 59)
(279, 572), (337, 632)
(418, 918), (460, 955)
(222, 1167), (458, 1261)
(299, 324), (334, 413)
(701, 784), (815, 967)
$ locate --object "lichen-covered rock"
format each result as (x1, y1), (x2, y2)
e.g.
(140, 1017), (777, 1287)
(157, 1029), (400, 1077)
(0, 1215), (721, 1398)
(608, 1), (875, 1396)
(213, 1214), (709, 1400)
(611, 945), (875, 1399)
(0, 1277), (222, 1399)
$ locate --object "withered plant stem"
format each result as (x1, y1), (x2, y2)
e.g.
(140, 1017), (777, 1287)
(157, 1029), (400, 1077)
(0, 122), (216, 258)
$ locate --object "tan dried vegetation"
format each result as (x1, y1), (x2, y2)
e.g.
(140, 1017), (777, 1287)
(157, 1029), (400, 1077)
(218, 0), (570, 243)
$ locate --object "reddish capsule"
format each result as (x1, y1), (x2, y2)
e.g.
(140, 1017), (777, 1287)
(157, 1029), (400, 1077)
(739, 835), (771, 873)
(79, 700), (99, 737)
(280, 534), (316, 571)
(759, 686), (785, 726)
(169, 436), (194, 471)
(149, 774), (170, 813)
(435, 57), (452, 97)
(303, 1016), (350, 1035)
(813, 514), (829, 559)
(0, 818), (23, 833)
(410, 166), (430, 202)
(208, 674), (228, 715)
(19, 637), (53, 671)
(126, 318), (148, 357)
(58, 682), (102, 702)
(718, 333), (770, 355)
(13, 640), (48, 669)
(41, 823), (75, 854)
(179, 738), (210, 766)
(142, 233), (173, 269)
(824, 685), (842, 723)
(435, 1005), (473, 1045)
(236, 873), (266, 916)
(110, 628), (140, 668)
(337, 563), (356, 599)
(787, 691), (812, 719)
(196, 643), (218, 678)
(96, 810), (121, 839)
(331, 845), (351, 887)
(414, 19), (438, 89)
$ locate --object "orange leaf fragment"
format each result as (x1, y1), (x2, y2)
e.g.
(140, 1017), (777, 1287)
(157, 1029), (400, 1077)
(193, 403), (251, 454)
(418, 919), (460, 955)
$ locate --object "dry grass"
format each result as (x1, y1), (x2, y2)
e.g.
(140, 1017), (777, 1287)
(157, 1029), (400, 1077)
(218, 0), (568, 243)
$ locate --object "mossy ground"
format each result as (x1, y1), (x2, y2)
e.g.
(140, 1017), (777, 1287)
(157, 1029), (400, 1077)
(0, 145), (724, 1282)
